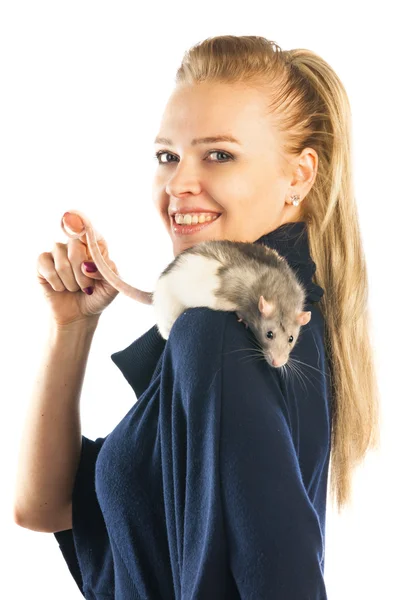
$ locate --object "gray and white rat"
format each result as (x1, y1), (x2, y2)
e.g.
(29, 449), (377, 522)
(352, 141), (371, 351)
(152, 239), (311, 368)
(61, 210), (311, 368)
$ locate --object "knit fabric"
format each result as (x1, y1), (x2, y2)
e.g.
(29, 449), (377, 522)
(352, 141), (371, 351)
(54, 222), (331, 599)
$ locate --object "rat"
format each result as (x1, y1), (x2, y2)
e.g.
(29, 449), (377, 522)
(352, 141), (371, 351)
(61, 210), (311, 368)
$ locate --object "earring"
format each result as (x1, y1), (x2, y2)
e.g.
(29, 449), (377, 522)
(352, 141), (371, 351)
(291, 194), (300, 206)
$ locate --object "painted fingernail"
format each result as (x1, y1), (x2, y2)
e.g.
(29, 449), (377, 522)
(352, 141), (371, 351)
(83, 262), (98, 272)
(83, 287), (94, 295)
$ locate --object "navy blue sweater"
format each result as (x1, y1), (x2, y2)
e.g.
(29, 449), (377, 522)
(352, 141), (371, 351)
(54, 222), (332, 599)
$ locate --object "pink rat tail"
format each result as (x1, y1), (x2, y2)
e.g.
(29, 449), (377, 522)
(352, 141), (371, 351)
(61, 210), (154, 305)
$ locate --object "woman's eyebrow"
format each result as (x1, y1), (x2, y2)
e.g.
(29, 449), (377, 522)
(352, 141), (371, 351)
(154, 135), (242, 146)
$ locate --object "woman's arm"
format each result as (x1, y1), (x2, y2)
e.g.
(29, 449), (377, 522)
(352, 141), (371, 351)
(13, 317), (99, 532)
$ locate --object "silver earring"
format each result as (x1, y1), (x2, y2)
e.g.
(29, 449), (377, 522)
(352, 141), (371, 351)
(291, 194), (300, 206)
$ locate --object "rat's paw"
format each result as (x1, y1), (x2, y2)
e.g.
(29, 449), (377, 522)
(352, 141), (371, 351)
(236, 312), (249, 329)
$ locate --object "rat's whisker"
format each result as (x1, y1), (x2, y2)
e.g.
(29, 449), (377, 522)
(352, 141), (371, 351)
(223, 347), (260, 356)
(238, 353), (264, 365)
(288, 359), (319, 394)
(242, 358), (265, 367)
(287, 360), (309, 392)
(237, 349), (266, 363)
(290, 358), (326, 377)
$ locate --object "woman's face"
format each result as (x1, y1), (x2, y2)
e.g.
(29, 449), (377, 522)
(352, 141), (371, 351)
(152, 81), (316, 257)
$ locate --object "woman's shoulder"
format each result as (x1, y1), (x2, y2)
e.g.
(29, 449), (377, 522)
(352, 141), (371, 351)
(166, 307), (280, 393)
(168, 306), (230, 350)
(167, 306), (254, 364)
(164, 307), (287, 439)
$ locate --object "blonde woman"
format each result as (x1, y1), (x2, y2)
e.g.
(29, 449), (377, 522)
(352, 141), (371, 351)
(14, 35), (380, 599)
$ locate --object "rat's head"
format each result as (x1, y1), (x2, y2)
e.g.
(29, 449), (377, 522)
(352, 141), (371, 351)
(239, 295), (311, 368)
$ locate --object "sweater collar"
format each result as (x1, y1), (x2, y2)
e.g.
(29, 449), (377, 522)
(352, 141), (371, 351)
(253, 220), (324, 304)
(110, 221), (324, 394)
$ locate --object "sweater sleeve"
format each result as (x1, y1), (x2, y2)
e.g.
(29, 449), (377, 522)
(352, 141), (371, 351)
(53, 434), (114, 598)
(220, 319), (327, 599)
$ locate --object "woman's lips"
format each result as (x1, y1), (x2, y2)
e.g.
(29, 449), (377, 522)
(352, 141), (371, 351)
(171, 214), (221, 236)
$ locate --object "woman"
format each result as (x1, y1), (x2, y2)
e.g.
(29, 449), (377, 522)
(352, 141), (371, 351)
(14, 35), (380, 599)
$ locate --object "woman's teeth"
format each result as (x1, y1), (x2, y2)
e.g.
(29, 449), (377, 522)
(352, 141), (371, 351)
(174, 213), (219, 225)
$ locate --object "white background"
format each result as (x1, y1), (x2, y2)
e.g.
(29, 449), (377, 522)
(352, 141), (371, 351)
(1, 2), (396, 598)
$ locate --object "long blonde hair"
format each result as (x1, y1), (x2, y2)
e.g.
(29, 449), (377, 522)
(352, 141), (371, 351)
(174, 35), (381, 514)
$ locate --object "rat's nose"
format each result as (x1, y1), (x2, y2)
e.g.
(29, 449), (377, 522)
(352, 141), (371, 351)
(272, 357), (285, 367)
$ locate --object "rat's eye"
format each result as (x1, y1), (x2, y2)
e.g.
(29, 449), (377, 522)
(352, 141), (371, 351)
(266, 331), (273, 339)
(288, 335), (294, 343)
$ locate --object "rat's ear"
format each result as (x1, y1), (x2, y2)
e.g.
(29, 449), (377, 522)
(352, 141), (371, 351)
(296, 310), (312, 326)
(258, 295), (275, 317)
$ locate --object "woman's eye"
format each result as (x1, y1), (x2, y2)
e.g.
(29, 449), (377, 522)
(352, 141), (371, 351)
(154, 150), (232, 164)
(155, 152), (176, 164)
(207, 151), (232, 162)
